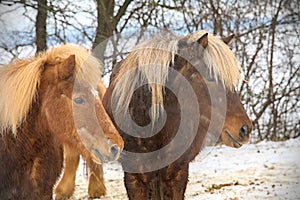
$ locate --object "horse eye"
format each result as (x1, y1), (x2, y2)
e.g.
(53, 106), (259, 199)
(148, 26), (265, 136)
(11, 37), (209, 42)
(73, 97), (85, 105)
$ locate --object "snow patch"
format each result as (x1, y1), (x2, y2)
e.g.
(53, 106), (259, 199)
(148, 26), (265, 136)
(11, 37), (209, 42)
(60, 138), (300, 199)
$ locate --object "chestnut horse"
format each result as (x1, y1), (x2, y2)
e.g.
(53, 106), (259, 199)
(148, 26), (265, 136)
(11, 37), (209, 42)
(55, 81), (108, 199)
(0, 44), (123, 200)
(103, 30), (252, 199)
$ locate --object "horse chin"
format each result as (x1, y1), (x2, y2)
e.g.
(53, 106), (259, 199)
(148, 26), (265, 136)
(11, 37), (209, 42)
(91, 147), (115, 164)
(90, 154), (102, 165)
(223, 130), (243, 148)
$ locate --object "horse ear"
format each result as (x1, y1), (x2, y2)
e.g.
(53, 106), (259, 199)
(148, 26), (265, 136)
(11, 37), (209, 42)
(221, 34), (235, 45)
(197, 33), (208, 49)
(178, 37), (192, 48)
(58, 55), (76, 80)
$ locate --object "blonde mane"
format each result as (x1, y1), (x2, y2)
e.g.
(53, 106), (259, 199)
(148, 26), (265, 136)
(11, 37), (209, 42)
(113, 33), (179, 119)
(0, 44), (102, 135)
(113, 30), (242, 119)
(190, 30), (242, 90)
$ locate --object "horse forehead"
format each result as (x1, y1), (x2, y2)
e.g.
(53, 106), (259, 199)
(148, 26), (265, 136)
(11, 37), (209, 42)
(74, 82), (91, 90)
(73, 83), (99, 98)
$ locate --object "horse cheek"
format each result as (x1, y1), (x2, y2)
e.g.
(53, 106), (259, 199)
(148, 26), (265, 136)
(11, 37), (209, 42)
(43, 99), (74, 139)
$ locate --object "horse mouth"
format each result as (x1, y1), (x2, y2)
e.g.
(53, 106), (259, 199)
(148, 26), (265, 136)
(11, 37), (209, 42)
(225, 131), (242, 148)
(91, 153), (102, 165)
(92, 148), (120, 164)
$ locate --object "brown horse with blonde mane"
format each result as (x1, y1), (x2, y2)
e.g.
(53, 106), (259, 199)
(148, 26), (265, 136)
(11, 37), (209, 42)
(55, 81), (108, 199)
(103, 30), (252, 199)
(0, 44), (123, 200)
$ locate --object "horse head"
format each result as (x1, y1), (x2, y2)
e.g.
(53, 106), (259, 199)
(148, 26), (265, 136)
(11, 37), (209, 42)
(176, 32), (252, 148)
(39, 53), (123, 163)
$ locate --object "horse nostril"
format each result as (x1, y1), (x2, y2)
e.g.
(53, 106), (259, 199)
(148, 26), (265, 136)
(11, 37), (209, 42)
(110, 144), (119, 159)
(239, 125), (248, 139)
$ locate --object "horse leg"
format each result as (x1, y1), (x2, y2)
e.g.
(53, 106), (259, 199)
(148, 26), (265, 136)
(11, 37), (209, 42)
(88, 162), (106, 198)
(162, 163), (189, 200)
(124, 172), (149, 200)
(54, 144), (80, 200)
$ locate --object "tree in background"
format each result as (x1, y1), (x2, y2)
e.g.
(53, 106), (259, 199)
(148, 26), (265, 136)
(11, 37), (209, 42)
(0, 0), (299, 142)
(36, 0), (47, 52)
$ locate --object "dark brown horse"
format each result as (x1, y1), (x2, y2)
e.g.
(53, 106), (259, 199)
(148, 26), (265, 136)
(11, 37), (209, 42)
(103, 30), (252, 199)
(0, 44), (123, 200)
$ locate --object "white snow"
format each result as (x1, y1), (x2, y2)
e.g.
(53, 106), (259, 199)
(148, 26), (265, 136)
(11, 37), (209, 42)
(60, 137), (300, 200)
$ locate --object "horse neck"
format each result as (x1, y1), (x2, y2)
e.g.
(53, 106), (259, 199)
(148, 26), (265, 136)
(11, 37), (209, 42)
(16, 103), (52, 142)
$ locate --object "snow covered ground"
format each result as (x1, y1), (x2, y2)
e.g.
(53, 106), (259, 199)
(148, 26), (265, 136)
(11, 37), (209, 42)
(61, 137), (300, 200)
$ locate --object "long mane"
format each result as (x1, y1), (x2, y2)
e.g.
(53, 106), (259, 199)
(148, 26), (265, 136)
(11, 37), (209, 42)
(113, 30), (242, 119)
(0, 44), (102, 135)
(113, 33), (179, 119)
(191, 30), (242, 90)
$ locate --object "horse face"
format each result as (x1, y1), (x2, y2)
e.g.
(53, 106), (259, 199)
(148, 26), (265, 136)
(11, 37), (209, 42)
(177, 34), (252, 148)
(72, 82), (124, 163)
(40, 55), (123, 163)
(202, 77), (252, 148)
(222, 90), (252, 147)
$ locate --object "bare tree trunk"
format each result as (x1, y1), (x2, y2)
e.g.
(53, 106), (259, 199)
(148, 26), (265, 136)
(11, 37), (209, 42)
(36, 0), (47, 53)
(92, 0), (132, 61)
(93, 0), (114, 44)
(92, 0), (115, 60)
